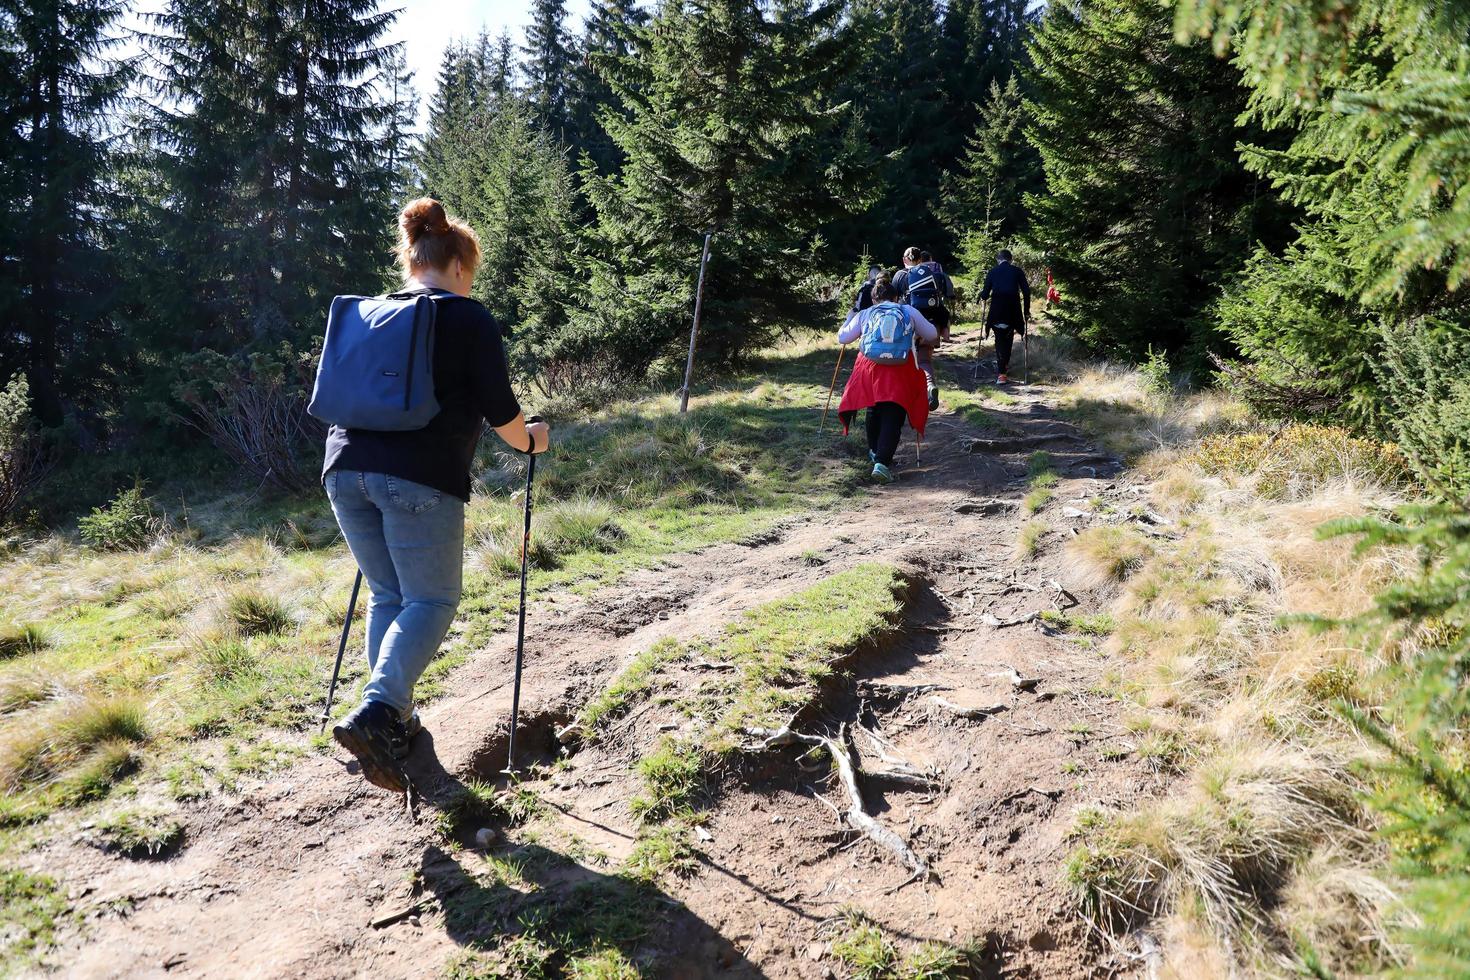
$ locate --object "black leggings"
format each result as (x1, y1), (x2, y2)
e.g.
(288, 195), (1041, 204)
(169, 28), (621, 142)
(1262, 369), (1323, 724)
(928, 305), (951, 341)
(865, 402), (908, 467)
(993, 326), (1017, 375)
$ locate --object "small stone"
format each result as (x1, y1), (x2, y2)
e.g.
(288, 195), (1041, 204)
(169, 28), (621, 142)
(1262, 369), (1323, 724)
(694, 826), (714, 843)
(408, 915), (421, 928)
(807, 942), (826, 960)
(770, 814), (784, 824)
(475, 827), (500, 849)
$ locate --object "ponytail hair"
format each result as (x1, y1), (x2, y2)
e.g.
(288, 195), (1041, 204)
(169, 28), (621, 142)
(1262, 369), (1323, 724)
(872, 275), (898, 303)
(396, 198), (481, 277)
(902, 246), (921, 264)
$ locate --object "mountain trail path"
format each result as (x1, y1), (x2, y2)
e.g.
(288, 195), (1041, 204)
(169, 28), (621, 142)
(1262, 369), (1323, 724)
(31, 325), (1157, 979)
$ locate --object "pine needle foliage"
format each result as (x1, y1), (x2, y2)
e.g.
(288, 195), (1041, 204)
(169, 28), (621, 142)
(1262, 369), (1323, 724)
(141, 0), (411, 349)
(574, 0), (866, 377)
(0, 0), (134, 424)
(1323, 501), (1470, 976)
(1023, 0), (1292, 364)
(1175, 0), (1470, 297)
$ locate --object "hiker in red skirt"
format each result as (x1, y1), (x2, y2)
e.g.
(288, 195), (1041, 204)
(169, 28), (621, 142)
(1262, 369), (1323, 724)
(836, 276), (939, 483)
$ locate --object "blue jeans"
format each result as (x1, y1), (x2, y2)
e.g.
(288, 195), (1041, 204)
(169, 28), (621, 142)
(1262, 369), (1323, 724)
(325, 470), (464, 717)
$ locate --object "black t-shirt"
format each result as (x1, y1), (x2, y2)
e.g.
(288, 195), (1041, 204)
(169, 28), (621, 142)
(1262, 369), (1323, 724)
(322, 290), (521, 501)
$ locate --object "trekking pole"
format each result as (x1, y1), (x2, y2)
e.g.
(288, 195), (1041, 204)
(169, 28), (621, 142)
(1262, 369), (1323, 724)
(973, 300), (988, 380)
(1023, 319), (1031, 385)
(818, 344), (847, 435)
(319, 569), (363, 734)
(503, 416), (543, 775)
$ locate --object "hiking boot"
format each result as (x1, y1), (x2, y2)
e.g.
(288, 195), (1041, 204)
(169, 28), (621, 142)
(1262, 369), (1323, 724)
(997, 373), (1009, 385)
(399, 707), (423, 759)
(927, 385), (940, 411)
(871, 462), (895, 483)
(333, 700), (408, 792)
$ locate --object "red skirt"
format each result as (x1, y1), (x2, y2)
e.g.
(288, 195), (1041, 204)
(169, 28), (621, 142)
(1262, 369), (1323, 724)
(837, 353), (929, 437)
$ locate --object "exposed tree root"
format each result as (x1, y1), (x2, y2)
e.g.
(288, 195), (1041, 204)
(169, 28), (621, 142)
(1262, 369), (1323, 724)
(931, 696), (1009, 719)
(750, 724), (931, 881)
(965, 432), (1082, 453)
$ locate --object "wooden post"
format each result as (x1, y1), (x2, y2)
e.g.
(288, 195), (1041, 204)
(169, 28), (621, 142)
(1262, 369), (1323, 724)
(679, 232), (714, 413)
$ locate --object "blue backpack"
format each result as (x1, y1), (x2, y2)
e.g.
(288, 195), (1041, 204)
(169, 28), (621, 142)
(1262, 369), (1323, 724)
(307, 290), (449, 431)
(859, 302), (916, 364)
(904, 262), (943, 309)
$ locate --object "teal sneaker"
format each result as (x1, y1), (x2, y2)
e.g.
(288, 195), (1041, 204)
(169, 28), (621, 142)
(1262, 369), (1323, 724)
(868, 449), (878, 465)
(871, 462), (894, 483)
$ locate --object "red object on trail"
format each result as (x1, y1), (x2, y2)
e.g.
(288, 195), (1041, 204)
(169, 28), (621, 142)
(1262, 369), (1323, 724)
(1045, 267), (1061, 306)
(837, 354), (930, 437)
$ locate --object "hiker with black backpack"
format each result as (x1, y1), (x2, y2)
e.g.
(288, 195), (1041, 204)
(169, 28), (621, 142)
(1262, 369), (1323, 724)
(308, 198), (549, 793)
(835, 275), (939, 483)
(850, 264), (884, 315)
(892, 246), (955, 410)
(979, 248), (1032, 385)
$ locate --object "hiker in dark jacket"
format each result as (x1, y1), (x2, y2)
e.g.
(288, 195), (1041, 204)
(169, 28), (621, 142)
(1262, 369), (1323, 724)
(850, 265), (884, 314)
(980, 249), (1031, 384)
(324, 198), (549, 793)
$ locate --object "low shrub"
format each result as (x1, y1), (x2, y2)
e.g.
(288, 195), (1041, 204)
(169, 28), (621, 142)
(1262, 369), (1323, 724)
(1190, 425), (1408, 499)
(0, 373), (52, 527)
(78, 486), (162, 551)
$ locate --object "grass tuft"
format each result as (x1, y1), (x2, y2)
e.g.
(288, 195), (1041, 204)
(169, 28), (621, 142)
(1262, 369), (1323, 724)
(224, 589), (294, 636)
(91, 807), (185, 858)
(1015, 519), (1047, 560)
(1066, 525), (1152, 587)
(574, 638), (685, 739)
(0, 623), (50, 660)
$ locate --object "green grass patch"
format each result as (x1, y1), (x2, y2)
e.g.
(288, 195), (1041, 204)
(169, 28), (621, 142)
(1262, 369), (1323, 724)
(0, 867), (69, 972)
(827, 908), (978, 979)
(89, 807), (185, 858)
(574, 638), (686, 738)
(609, 564), (907, 871)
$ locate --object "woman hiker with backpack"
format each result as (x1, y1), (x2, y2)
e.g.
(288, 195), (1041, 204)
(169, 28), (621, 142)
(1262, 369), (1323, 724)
(835, 275), (939, 483)
(316, 198), (550, 792)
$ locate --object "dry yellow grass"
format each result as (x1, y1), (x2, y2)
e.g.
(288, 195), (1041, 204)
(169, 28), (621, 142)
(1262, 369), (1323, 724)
(1061, 368), (1415, 975)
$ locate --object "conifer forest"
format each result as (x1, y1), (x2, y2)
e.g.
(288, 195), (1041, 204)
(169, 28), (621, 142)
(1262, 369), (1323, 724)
(2, 1), (1470, 977)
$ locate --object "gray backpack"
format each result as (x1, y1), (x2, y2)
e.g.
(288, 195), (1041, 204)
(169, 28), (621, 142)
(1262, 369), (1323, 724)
(307, 290), (451, 431)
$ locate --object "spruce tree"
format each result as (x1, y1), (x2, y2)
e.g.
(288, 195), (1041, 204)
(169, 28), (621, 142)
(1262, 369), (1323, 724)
(568, 0), (648, 174)
(0, 0), (133, 424)
(838, 0), (951, 262)
(1024, 0), (1290, 363)
(939, 0), (1033, 161)
(575, 0), (862, 376)
(145, 0), (409, 350)
(520, 0), (574, 141)
(939, 74), (1039, 243)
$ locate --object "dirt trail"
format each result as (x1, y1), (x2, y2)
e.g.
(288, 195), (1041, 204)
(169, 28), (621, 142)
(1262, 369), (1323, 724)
(31, 327), (1155, 979)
